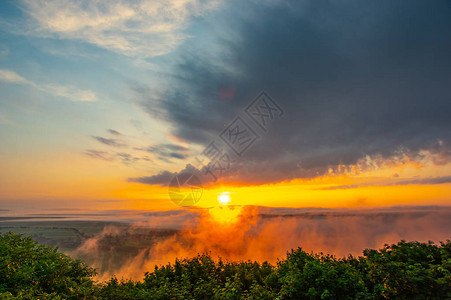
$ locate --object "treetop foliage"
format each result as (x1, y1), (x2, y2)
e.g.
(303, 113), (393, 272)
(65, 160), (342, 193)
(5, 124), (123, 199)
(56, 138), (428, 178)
(0, 232), (450, 299)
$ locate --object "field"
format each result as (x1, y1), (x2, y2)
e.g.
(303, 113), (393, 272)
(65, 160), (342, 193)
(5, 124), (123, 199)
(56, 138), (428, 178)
(0, 220), (119, 250)
(0, 219), (179, 275)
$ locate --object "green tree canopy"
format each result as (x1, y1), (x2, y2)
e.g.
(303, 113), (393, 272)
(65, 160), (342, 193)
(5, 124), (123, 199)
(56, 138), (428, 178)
(1, 232), (450, 299)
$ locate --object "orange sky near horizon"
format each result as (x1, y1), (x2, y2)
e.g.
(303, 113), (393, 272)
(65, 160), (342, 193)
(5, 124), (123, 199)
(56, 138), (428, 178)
(1, 148), (449, 213)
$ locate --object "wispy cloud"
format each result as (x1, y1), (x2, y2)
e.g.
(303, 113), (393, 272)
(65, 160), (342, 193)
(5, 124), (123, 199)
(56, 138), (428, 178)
(0, 69), (97, 102)
(0, 69), (29, 84)
(84, 149), (152, 166)
(321, 176), (451, 190)
(117, 152), (151, 165)
(44, 83), (97, 102)
(107, 129), (122, 136)
(144, 143), (189, 161)
(20, 0), (222, 57)
(84, 150), (114, 161)
(92, 136), (125, 148)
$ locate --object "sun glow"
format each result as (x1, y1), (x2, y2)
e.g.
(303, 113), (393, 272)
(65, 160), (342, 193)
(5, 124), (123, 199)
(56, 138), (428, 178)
(207, 205), (242, 225)
(217, 191), (231, 205)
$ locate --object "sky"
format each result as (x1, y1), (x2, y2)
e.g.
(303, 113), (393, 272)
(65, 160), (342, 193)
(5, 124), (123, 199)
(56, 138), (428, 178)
(0, 0), (450, 213)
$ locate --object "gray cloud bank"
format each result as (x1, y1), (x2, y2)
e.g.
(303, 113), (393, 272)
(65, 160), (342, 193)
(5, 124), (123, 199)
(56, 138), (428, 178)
(133, 0), (451, 185)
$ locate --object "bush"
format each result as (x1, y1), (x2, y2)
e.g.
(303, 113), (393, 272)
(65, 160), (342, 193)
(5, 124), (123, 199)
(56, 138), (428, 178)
(0, 232), (97, 299)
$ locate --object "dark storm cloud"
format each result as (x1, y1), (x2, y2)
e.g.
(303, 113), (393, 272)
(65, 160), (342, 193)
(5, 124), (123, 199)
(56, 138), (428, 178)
(134, 0), (451, 184)
(92, 136), (125, 148)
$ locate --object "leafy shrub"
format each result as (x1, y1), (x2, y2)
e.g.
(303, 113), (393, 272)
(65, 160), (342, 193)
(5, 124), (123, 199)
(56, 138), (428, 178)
(0, 232), (97, 299)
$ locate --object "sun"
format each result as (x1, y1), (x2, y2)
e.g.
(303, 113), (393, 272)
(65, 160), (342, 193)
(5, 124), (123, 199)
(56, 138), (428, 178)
(217, 191), (231, 205)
